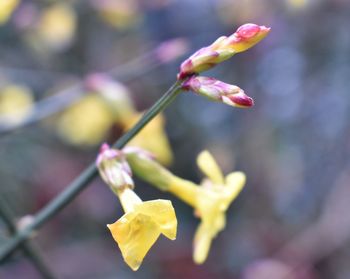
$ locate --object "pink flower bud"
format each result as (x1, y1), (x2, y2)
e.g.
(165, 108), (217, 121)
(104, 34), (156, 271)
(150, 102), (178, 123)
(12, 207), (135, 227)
(223, 23), (271, 53)
(182, 76), (254, 108)
(178, 23), (270, 79)
(96, 143), (134, 192)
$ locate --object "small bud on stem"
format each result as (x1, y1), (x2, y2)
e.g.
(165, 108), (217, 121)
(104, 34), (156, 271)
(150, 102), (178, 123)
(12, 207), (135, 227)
(96, 143), (134, 193)
(182, 76), (254, 108)
(178, 23), (270, 79)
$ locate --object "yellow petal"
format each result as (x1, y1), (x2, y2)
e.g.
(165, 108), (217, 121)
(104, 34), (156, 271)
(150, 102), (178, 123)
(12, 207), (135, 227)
(197, 150), (224, 184)
(224, 171), (246, 208)
(125, 113), (173, 166)
(57, 95), (114, 145)
(107, 212), (161, 271)
(135, 200), (177, 240)
(193, 222), (213, 264)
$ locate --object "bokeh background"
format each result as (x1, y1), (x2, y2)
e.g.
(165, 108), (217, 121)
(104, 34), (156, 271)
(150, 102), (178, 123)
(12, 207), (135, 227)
(1, 0), (350, 278)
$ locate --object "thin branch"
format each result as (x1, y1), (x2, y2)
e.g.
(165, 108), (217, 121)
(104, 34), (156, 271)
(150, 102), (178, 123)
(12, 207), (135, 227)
(0, 79), (185, 262)
(0, 37), (189, 135)
(0, 197), (56, 279)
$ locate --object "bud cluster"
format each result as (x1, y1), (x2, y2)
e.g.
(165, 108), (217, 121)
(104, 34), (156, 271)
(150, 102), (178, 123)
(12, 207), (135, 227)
(178, 23), (270, 80)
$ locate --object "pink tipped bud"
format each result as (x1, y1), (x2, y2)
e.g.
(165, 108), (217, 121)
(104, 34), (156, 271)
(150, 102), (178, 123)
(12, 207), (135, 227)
(96, 143), (134, 192)
(177, 23), (270, 79)
(224, 23), (271, 53)
(182, 76), (254, 108)
(222, 91), (254, 108)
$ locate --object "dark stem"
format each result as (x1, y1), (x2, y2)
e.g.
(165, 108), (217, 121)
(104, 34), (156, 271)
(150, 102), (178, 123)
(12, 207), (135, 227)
(0, 197), (56, 279)
(0, 45), (170, 136)
(0, 80), (184, 262)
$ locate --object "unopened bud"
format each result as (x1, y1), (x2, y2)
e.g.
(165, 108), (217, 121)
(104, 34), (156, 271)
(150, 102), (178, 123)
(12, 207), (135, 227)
(178, 23), (270, 79)
(222, 23), (271, 53)
(96, 143), (134, 192)
(182, 76), (254, 108)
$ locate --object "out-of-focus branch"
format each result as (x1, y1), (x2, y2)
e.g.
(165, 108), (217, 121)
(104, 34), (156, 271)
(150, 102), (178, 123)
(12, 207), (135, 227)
(0, 197), (56, 279)
(0, 37), (189, 135)
(0, 79), (185, 262)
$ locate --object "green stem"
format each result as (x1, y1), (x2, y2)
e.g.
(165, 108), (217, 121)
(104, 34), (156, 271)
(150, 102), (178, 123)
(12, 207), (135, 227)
(0, 197), (56, 279)
(126, 152), (198, 208)
(0, 80), (184, 262)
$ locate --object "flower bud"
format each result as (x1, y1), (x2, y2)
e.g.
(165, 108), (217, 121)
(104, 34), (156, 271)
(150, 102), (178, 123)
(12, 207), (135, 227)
(222, 23), (271, 53)
(96, 143), (134, 193)
(177, 23), (270, 79)
(182, 76), (254, 108)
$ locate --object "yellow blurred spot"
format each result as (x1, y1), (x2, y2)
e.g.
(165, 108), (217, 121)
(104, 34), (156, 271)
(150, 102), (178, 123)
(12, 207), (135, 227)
(286, 0), (308, 9)
(0, 0), (19, 25)
(94, 0), (141, 29)
(37, 3), (76, 51)
(0, 84), (33, 125)
(57, 95), (114, 146)
(124, 113), (173, 166)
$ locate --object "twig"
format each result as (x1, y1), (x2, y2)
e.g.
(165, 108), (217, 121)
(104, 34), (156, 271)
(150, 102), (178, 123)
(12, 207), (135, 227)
(0, 38), (188, 135)
(0, 197), (56, 279)
(0, 79), (185, 262)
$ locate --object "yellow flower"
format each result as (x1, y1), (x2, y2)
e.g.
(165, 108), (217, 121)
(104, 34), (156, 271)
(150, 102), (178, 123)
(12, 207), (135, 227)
(192, 151), (246, 264)
(96, 144), (177, 271)
(123, 113), (173, 166)
(108, 188), (177, 270)
(126, 149), (246, 264)
(0, 84), (34, 125)
(0, 0), (19, 25)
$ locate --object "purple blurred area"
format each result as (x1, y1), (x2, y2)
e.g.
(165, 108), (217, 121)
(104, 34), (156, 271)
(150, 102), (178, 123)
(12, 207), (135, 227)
(1, 0), (350, 278)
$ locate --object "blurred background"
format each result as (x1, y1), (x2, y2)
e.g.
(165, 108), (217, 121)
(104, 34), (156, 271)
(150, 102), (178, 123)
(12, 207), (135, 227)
(1, 0), (350, 278)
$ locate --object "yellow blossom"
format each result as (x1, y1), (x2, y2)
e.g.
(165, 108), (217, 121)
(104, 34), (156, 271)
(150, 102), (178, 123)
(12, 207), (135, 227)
(0, 84), (34, 125)
(0, 0), (19, 25)
(96, 144), (177, 271)
(108, 188), (177, 270)
(126, 149), (246, 264)
(85, 74), (136, 125)
(192, 151), (245, 263)
(123, 113), (173, 166)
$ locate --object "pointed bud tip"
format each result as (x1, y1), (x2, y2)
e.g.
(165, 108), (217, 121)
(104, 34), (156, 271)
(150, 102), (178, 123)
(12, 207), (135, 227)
(236, 23), (271, 39)
(222, 92), (254, 108)
(100, 143), (110, 153)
